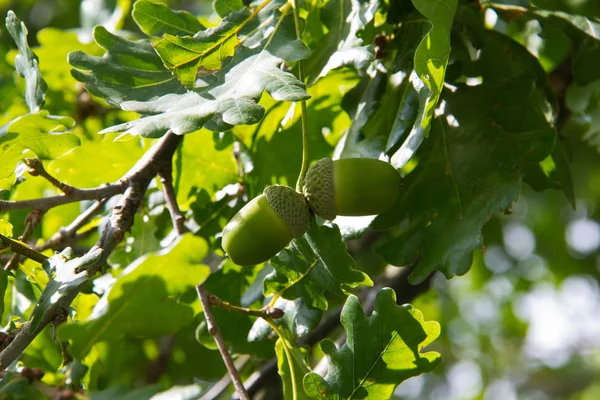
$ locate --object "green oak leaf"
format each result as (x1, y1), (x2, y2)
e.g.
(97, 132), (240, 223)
(68, 26), (185, 106)
(0, 219), (13, 236)
(249, 297), (323, 342)
(214, 0), (245, 17)
(265, 222), (373, 311)
(0, 371), (47, 399)
(173, 129), (239, 209)
(375, 72), (556, 283)
(5, 11), (48, 112)
(89, 385), (163, 400)
(151, 8), (249, 89)
(100, 5), (311, 137)
(305, 0), (377, 85)
(58, 234), (211, 358)
(133, 0), (204, 37)
(303, 288), (441, 399)
(0, 111), (80, 191)
(530, 8), (600, 85)
(390, 0), (457, 168)
(277, 338), (312, 400)
(47, 134), (149, 188)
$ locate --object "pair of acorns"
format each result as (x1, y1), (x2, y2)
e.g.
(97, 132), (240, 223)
(222, 157), (402, 266)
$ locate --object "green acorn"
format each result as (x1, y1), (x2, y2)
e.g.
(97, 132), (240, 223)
(303, 157), (402, 219)
(222, 185), (309, 266)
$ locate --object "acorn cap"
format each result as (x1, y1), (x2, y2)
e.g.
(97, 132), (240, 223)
(302, 158), (336, 220)
(264, 185), (310, 238)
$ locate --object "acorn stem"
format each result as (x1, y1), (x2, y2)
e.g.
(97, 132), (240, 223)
(291, 0), (309, 192)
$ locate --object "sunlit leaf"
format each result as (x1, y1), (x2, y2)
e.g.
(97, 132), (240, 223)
(151, 8), (249, 88)
(0, 111), (79, 190)
(303, 288), (441, 399)
(305, 0), (377, 85)
(277, 338), (312, 400)
(390, 0), (457, 168)
(58, 235), (211, 358)
(5, 11), (48, 112)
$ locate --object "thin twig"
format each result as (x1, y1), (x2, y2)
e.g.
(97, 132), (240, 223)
(36, 199), (107, 252)
(208, 294), (284, 319)
(158, 163), (186, 236)
(4, 209), (46, 270)
(0, 234), (48, 264)
(196, 284), (250, 400)
(199, 356), (251, 400)
(0, 182), (126, 213)
(25, 158), (75, 195)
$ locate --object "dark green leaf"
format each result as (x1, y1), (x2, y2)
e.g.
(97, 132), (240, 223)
(58, 235), (211, 358)
(305, 0), (377, 84)
(5, 11), (48, 112)
(390, 0), (457, 168)
(376, 73), (556, 283)
(133, 0), (204, 37)
(303, 288), (441, 399)
(214, 0), (245, 18)
(265, 222), (373, 311)
(89, 385), (163, 400)
(0, 111), (79, 190)
(534, 9), (600, 85)
(69, 26), (185, 106)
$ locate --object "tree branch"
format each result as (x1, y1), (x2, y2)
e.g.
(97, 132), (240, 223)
(36, 199), (107, 252)
(0, 234), (48, 264)
(25, 158), (75, 195)
(208, 294), (284, 319)
(0, 131), (183, 370)
(0, 183), (126, 213)
(196, 284), (250, 400)
(158, 163), (186, 236)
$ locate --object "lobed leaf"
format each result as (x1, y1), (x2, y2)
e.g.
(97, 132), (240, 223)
(303, 288), (441, 399)
(133, 0), (204, 37)
(151, 9), (249, 88)
(375, 72), (556, 283)
(390, 0), (458, 168)
(305, 0), (378, 85)
(265, 222), (373, 311)
(5, 11), (48, 112)
(100, 7), (311, 137)
(68, 26), (185, 106)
